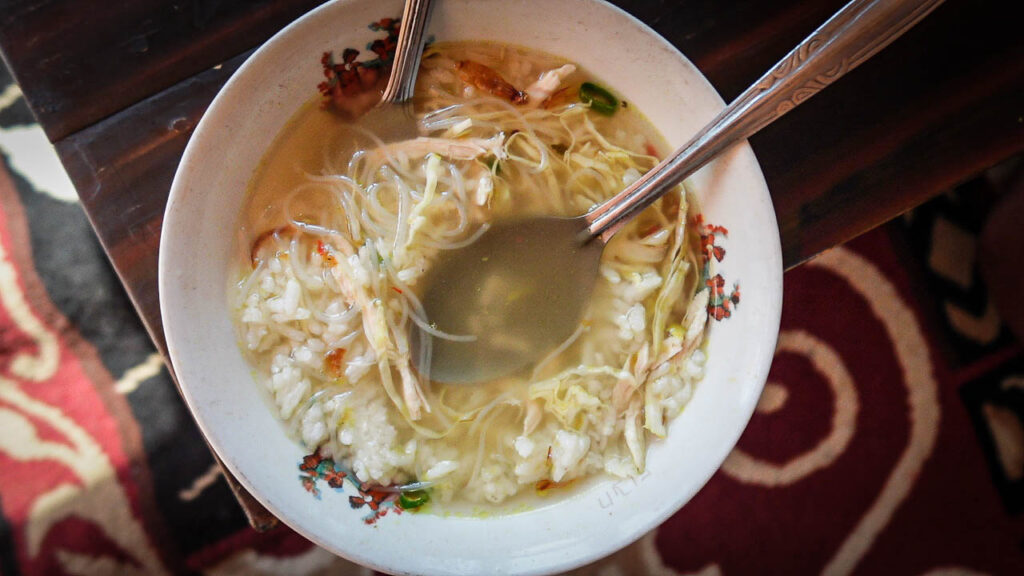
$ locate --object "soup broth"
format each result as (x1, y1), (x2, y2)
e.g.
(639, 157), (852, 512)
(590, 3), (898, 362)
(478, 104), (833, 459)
(232, 41), (709, 507)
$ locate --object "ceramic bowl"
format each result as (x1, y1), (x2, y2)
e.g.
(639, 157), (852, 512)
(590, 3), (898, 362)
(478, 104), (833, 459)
(159, 0), (782, 573)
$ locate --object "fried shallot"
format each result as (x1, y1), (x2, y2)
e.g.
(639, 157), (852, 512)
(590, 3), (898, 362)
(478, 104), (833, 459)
(456, 60), (528, 104)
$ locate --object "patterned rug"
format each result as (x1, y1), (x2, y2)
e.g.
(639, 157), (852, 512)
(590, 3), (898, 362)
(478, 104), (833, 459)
(1, 63), (1023, 575)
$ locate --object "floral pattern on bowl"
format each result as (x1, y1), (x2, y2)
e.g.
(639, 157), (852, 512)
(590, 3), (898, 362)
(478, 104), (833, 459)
(697, 215), (741, 320)
(298, 450), (425, 524)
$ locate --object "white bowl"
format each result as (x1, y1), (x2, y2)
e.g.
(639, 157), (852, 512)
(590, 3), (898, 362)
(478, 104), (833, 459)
(159, 0), (783, 574)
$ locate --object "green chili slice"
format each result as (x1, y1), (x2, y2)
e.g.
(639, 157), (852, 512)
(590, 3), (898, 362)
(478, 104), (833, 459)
(579, 82), (619, 116)
(399, 489), (430, 510)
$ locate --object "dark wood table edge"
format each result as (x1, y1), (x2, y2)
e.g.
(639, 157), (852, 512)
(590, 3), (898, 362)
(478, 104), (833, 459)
(50, 49), (283, 531)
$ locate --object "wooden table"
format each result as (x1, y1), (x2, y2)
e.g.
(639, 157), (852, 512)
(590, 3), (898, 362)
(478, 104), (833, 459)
(2, 0), (1021, 529)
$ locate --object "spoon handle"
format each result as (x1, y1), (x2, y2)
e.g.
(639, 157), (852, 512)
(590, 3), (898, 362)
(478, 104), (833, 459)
(381, 0), (435, 104)
(584, 0), (945, 242)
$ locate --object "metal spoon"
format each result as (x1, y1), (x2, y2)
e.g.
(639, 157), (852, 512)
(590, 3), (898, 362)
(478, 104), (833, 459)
(414, 0), (945, 384)
(359, 0), (434, 141)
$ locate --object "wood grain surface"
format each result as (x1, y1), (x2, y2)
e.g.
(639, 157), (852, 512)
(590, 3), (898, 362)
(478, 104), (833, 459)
(0, 0), (326, 141)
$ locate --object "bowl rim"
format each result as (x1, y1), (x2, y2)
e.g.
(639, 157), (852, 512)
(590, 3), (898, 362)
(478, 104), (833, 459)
(159, 0), (783, 573)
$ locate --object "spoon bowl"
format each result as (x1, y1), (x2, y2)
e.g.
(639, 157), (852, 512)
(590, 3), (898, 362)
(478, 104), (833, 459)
(414, 216), (602, 383)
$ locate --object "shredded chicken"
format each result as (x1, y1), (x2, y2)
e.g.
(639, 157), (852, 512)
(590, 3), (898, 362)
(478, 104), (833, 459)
(367, 135), (506, 164)
(612, 343), (650, 414)
(327, 235), (428, 420)
(525, 64), (576, 104)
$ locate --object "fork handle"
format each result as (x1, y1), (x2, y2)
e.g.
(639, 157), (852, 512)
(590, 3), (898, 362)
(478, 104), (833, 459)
(584, 0), (945, 242)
